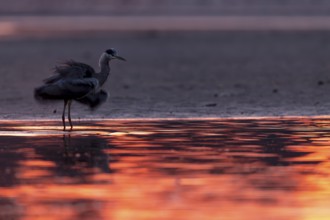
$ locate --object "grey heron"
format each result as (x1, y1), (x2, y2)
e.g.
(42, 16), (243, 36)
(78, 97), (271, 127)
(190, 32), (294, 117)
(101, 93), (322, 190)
(34, 48), (126, 131)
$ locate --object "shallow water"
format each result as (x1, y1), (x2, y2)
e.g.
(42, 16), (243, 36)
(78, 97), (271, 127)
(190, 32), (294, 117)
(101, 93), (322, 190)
(1, 118), (330, 220)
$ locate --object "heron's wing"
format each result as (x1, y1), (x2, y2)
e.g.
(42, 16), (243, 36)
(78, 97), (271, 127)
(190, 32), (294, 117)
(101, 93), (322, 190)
(44, 60), (96, 84)
(76, 90), (108, 109)
(35, 78), (99, 100)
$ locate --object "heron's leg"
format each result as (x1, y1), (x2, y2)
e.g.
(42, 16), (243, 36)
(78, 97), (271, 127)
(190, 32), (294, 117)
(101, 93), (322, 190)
(68, 100), (73, 131)
(62, 100), (68, 131)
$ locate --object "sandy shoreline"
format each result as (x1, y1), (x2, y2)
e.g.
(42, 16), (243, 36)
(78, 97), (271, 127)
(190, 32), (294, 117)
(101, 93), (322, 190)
(1, 30), (330, 120)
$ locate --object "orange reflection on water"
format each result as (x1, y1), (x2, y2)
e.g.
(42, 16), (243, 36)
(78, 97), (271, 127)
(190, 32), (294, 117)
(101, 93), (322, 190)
(1, 118), (330, 219)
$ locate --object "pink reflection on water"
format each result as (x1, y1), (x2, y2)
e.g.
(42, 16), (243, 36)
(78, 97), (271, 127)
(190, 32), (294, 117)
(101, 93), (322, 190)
(0, 118), (330, 219)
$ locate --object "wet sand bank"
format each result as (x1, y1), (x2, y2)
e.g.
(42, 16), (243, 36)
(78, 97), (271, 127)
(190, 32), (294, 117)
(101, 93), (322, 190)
(1, 30), (330, 119)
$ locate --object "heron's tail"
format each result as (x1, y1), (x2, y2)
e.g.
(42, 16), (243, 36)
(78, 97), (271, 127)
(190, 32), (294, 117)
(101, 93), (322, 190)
(76, 90), (108, 110)
(34, 86), (46, 101)
(34, 85), (60, 101)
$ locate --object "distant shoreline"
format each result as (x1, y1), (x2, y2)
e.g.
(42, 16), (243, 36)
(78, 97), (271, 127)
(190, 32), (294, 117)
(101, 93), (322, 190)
(2, 15), (330, 38)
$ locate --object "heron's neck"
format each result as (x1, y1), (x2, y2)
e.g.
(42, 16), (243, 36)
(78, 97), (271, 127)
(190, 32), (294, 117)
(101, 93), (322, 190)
(98, 53), (111, 86)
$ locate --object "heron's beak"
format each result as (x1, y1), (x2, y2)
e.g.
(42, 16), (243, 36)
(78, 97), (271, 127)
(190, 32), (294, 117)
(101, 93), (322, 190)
(114, 55), (126, 61)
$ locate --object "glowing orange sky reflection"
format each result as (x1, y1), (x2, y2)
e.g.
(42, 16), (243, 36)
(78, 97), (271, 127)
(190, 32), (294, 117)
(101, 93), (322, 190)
(0, 118), (330, 219)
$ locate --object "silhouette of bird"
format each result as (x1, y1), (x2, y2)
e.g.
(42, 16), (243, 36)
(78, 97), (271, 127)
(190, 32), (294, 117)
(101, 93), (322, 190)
(34, 48), (126, 131)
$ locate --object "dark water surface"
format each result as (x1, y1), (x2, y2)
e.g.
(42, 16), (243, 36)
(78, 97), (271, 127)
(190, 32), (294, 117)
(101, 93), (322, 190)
(0, 118), (330, 220)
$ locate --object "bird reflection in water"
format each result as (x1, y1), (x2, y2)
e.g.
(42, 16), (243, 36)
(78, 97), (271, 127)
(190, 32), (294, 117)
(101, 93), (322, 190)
(61, 135), (112, 176)
(0, 134), (113, 220)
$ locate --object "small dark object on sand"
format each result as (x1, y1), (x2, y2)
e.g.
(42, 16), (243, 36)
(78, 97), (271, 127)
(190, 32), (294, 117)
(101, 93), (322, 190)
(273, 89), (278, 93)
(34, 48), (126, 131)
(123, 84), (130, 89)
(205, 103), (217, 107)
(318, 81), (324, 86)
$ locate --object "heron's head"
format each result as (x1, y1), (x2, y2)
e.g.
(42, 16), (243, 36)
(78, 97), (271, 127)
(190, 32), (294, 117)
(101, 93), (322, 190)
(105, 48), (126, 61)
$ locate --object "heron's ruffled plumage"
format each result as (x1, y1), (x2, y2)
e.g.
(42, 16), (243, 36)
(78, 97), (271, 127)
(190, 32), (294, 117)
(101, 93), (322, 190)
(35, 78), (99, 101)
(44, 60), (96, 84)
(36, 59), (110, 109)
(76, 90), (109, 109)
